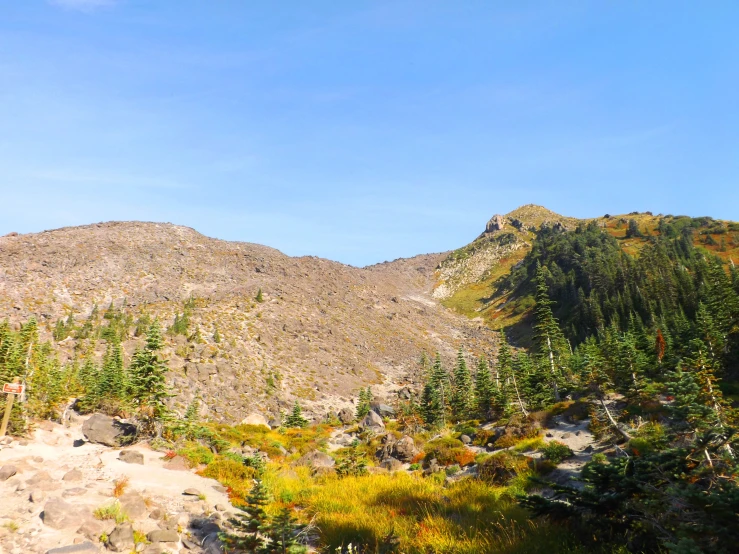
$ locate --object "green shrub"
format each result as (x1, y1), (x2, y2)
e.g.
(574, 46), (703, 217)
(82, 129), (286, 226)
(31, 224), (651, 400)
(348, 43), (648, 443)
(424, 436), (467, 467)
(540, 441), (573, 464)
(478, 451), (529, 485)
(177, 443), (215, 466)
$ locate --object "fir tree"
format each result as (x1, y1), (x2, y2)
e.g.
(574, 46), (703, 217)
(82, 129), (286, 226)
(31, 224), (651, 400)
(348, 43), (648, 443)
(127, 321), (172, 434)
(265, 507), (299, 554)
(256, 288), (264, 303)
(450, 348), (472, 422)
(227, 478), (270, 552)
(284, 402), (308, 428)
(533, 262), (568, 402)
(355, 387), (372, 419)
(474, 356), (494, 420)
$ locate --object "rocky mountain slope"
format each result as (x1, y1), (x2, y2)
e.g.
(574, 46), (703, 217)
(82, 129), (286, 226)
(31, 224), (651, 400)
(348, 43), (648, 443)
(0, 222), (493, 423)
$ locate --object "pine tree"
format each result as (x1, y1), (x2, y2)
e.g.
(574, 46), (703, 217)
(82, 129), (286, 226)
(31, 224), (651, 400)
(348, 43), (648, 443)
(474, 356), (494, 420)
(256, 288), (264, 303)
(127, 321), (172, 435)
(265, 507), (299, 554)
(450, 348), (472, 422)
(227, 478), (270, 552)
(284, 402), (308, 428)
(355, 387), (372, 419)
(420, 353), (448, 427)
(533, 262), (569, 402)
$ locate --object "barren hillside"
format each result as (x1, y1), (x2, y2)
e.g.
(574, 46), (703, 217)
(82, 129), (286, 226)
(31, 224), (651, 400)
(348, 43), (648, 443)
(0, 222), (495, 423)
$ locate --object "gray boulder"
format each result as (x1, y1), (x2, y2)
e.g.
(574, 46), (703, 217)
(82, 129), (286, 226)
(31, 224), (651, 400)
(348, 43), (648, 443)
(397, 387), (412, 400)
(296, 450), (335, 469)
(119, 492), (148, 520)
(337, 407), (354, 425)
(45, 542), (101, 554)
(41, 499), (87, 529)
(359, 410), (385, 432)
(107, 523), (135, 552)
(119, 450), (144, 465)
(379, 457), (403, 471)
(81, 414), (136, 447)
(393, 436), (419, 462)
(460, 434), (472, 445)
(0, 464), (17, 481)
(147, 529), (179, 543)
(370, 402), (396, 418)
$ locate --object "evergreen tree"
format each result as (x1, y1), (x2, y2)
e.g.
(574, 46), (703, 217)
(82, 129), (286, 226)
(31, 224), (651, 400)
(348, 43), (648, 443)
(355, 387), (372, 419)
(474, 356), (494, 420)
(227, 478), (270, 552)
(265, 507), (299, 554)
(420, 353), (448, 427)
(450, 348), (473, 422)
(533, 262), (569, 402)
(284, 402), (308, 428)
(127, 321), (172, 435)
(256, 288), (264, 303)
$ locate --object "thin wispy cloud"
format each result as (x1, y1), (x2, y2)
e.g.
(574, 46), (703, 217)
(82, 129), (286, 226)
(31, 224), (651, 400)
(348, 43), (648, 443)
(48, 0), (118, 12)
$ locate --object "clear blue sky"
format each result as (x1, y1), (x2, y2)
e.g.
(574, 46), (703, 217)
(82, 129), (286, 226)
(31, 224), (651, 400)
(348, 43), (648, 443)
(1, 1), (738, 266)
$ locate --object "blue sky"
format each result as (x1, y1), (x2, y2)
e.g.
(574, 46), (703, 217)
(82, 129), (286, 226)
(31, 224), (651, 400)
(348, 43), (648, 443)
(1, 1), (738, 266)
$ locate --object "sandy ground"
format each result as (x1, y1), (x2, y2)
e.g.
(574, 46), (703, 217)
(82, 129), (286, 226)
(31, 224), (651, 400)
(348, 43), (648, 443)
(0, 417), (233, 554)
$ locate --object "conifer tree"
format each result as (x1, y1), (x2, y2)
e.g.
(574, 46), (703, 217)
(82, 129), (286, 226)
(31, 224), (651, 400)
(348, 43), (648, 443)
(474, 356), (494, 420)
(284, 402), (308, 428)
(533, 262), (569, 402)
(256, 288), (264, 303)
(265, 506), (299, 554)
(227, 478), (270, 552)
(355, 387), (372, 419)
(420, 353), (448, 427)
(127, 321), (172, 434)
(450, 348), (472, 422)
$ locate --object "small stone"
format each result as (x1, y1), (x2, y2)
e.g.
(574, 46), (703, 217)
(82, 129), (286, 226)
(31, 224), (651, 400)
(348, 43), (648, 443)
(30, 490), (45, 503)
(119, 450), (145, 465)
(33, 456), (44, 463)
(561, 432), (572, 439)
(214, 504), (228, 512)
(149, 508), (164, 520)
(182, 538), (198, 550)
(0, 464), (17, 481)
(337, 407), (354, 425)
(575, 431), (581, 436)
(183, 488), (202, 497)
(459, 435), (472, 445)
(62, 469), (83, 482)
(545, 432), (553, 438)
(147, 529), (179, 543)
(379, 457), (403, 471)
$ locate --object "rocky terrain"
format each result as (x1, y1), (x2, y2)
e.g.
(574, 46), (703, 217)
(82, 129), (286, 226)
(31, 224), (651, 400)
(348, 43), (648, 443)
(0, 222), (494, 423)
(0, 414), (235, 554)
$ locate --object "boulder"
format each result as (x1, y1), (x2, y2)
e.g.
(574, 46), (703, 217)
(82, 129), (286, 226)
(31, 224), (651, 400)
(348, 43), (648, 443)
(119, 492), (148, 520)
(147, 529), (180, 543)
(81, 414), (136, 447)
(107, 523), (135, 552)
(379, 457), (403, 471)
(296, 450), (335, 469)
(45, 542), (101, 554)
(0, 464), (17, 481)
(359, 410), (385, 432)
(183, 488), (202, 497)
(164, 455), (190, 471)
(63, 469), (83, 481)
(240, 412), (270, 428)
(397, 387), (412, 400)
(41, 499), (87, 529)
(393, 436), (419, 462)
(370, 402), (396, 418)
(62, 487), (88, 498)
(337, 407), (354, 425)
(460, 435), (472, 445)
(119, 450), (145, 465)
(77, 519), (115, 542)
(30, 489), (46, 503)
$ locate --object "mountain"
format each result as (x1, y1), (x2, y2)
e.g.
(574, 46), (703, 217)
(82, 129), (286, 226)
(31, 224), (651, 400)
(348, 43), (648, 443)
(0, 221), (493, 423)
(2, 207), (737, 423)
